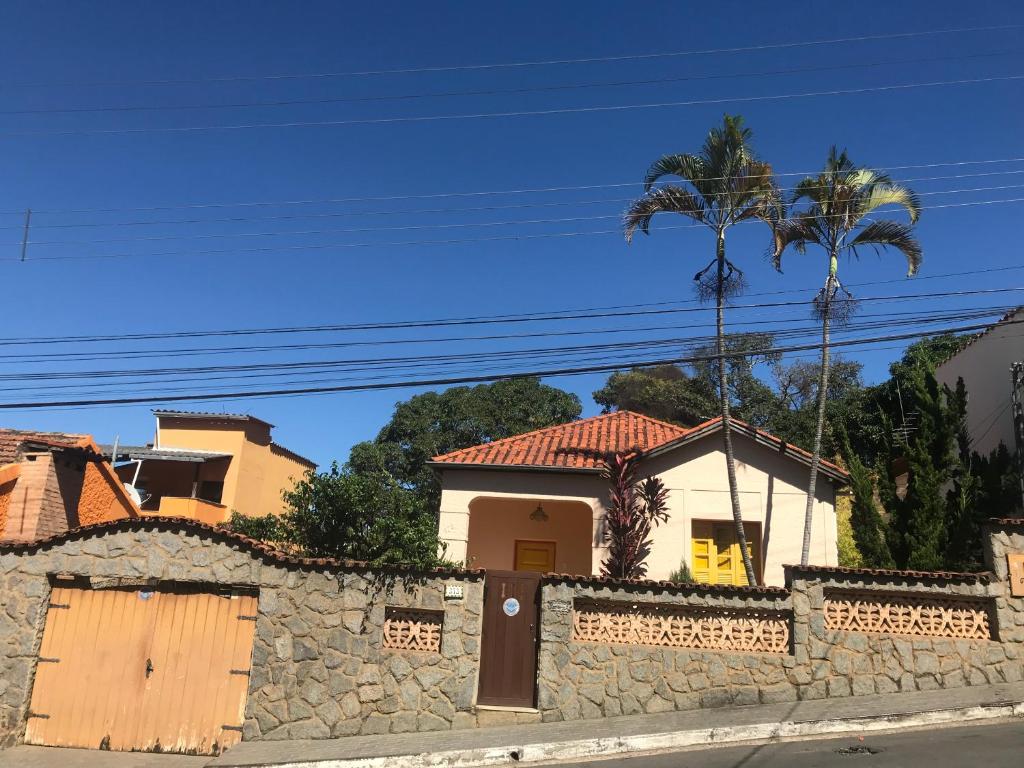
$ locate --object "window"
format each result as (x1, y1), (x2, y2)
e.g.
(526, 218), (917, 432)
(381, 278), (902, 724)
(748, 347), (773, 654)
(691, 521), (761, 586)
(198, 480), (224, 504)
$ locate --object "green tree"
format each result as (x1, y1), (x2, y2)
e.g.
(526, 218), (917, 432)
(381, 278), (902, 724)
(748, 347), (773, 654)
(281, 461), (444, 566)
(625, 115), (781, 586)
(840, 429), (893, 568)
(593, 365), (716, 427)
(353, 377), (582, 511)
(774, 147), (921, 567)
(878, 371), (955, 570)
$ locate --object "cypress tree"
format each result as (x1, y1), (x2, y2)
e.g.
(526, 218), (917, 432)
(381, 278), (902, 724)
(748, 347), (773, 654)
(840, 427), (893, 568)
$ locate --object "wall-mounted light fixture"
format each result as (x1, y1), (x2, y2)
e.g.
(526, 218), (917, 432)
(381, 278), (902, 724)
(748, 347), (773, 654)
(529, 502), (549, 522)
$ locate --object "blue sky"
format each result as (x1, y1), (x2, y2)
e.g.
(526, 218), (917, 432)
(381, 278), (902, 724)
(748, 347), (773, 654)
(0, 1), (1022, 466)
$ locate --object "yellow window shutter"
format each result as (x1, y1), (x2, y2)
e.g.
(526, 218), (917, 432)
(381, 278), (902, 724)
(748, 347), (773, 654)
(691, 537), (713, 584)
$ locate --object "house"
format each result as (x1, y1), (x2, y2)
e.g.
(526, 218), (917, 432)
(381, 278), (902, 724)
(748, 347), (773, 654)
(108, 410), (316, 524)
(0, 430), (138, 541)
(431, 411), (848, 587)
(936, 307), (1024, 457)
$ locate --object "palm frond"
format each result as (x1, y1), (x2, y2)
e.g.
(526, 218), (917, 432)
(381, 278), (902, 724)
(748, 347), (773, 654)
(847, 220), (923, 275)
(623, 185), (706, 242)
(643, 154), (705, 192)
(771, 217), (820, 270)
(855, 183), (922, 223)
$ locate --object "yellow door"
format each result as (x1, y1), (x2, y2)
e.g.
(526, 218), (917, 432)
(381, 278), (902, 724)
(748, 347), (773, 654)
(691, 521), (761, 586)
(25, 585), (257, 755)
(514, 540), (556, 573)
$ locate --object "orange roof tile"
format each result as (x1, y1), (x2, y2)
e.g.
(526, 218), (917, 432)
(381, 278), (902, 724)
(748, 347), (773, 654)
(430, 411), (850, 482)
(0, 429), (90, 465)
(430, 411), (689, 470)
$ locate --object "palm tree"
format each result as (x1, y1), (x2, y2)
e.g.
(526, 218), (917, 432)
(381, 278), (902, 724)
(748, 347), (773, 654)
(774, 147), (921, 567)
(624, 115), (781, 586)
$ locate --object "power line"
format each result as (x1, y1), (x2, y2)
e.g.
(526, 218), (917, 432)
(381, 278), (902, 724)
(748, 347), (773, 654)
(2, 316), (1019, 410)
(4, 49), (1018, 116)
(6, 74), (1023, 137)
(7, 24), (1018, 88)
(0, 283), (1018, 347)
(0, 304), (1010, 384)
(8, 195), (1024, 262)
(8, 156), (1024, 216)
(20, 183), (1024, 248)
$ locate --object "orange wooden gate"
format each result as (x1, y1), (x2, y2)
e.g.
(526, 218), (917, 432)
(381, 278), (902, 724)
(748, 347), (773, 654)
(25, 584), (257, 755)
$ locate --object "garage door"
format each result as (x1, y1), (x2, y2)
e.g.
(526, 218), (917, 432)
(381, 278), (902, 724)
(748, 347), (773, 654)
(25, 584), (257, 755)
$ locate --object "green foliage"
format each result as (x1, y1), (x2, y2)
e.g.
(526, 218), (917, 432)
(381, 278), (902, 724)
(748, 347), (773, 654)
(357, 377), (582, 511)
(593, 365), (716, 427)
(281, 462), (445, 567)
(840, 430), (893, 569)
(668, 561), (694, 583)
(225, 511), (289, 543)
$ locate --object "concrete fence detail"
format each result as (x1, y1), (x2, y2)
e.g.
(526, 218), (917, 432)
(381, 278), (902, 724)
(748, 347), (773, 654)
(0, 517), (1023, 747)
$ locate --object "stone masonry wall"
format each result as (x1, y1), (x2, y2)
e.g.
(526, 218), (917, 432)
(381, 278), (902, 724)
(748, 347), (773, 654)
(1, 518), (1023, 748)
(0, 523), (484, 747)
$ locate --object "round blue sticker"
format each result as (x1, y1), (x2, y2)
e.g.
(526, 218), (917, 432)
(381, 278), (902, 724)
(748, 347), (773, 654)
(502, 597), (520, 617)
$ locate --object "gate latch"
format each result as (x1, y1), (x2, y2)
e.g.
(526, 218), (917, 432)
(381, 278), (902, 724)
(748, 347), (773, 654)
(145, 658), (154, 678)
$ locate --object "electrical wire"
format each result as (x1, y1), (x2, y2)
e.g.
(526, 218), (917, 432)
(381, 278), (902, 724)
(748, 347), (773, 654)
(6, 74), (1023, 137)
(2, 316), (1020, 410)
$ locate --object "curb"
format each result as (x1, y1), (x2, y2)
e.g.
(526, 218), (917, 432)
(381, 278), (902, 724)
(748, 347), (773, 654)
(240, 700), (1024, 768)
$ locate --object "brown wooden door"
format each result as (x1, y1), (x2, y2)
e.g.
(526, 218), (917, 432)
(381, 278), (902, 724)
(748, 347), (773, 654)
(477, 571), (540, 708)
(25, 585), (257, 755)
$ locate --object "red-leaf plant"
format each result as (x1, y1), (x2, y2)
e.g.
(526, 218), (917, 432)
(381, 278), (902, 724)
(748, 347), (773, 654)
(599, 452), (670, 580)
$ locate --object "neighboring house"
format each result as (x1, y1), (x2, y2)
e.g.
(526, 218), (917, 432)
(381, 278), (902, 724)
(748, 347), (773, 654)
(431, 411), (848, 587)
(108, 410), (316, 524)
(936, 307), (1024, 457)
(0, 430), (138, 541)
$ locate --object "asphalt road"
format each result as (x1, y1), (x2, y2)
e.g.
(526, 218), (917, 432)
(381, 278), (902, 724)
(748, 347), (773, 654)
(554, 721), (1024, 768)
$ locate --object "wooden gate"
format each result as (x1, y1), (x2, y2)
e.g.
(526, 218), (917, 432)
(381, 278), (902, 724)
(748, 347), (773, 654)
(25, 584), (257, 755)
(476, 571), (540, 708)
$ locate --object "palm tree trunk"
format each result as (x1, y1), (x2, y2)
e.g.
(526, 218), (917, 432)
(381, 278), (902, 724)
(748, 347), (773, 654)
(716, 231), (758, 585)
(799, 266), (836, 566)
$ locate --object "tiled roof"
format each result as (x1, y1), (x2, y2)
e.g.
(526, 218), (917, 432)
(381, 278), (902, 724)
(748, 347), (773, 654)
(430, 411), (849, 481)
(0, 429), (90, 465)
(430, 411), (690, 470)
(785, 563), (992, 584)
(270, 441), (317, 468)
(935, 306), (1024, 369)
(0, 516), (482, 577)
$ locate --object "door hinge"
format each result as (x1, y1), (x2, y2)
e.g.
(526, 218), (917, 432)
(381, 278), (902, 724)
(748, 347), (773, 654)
(37, 657), (60, 664)
(221, 725), (244, 733)
(237, 614), (258, 622)
(229, 669), (250, 676)
(47, 603), (70, 610)
(27, 711), (50, 719)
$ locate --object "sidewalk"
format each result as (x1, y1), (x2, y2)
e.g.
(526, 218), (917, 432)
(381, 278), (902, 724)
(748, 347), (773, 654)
(4, 683), (1023, 768)
(211, 682), (1024, 768)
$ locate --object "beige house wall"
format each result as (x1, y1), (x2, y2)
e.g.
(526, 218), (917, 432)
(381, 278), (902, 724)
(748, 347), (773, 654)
(437, 430), (838, 587)
(936, 318), (1024, 457)
(155, 418), (312, 518)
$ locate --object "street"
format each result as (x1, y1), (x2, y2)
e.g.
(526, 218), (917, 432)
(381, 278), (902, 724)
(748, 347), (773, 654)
(554, 721), (1024, 768)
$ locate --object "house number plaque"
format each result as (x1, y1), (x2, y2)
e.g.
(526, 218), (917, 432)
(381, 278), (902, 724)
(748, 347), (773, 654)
(1009, 554), (1024, 597)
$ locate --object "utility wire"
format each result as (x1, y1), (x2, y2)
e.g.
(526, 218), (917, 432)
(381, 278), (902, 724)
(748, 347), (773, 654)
(7, 195), (1024, 262)
(6, 24), (1018, 88)
(3, 316), (1020, 410)
(6, 74), (1024, 137)
(4, 49), (1018, 116)
(7, 156), (1023, 216)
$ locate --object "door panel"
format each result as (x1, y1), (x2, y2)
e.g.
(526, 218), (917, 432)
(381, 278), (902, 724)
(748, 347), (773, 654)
(514, 540), (556, 573)
(25, 585), (256, 755)
(477, 571), (540, 708)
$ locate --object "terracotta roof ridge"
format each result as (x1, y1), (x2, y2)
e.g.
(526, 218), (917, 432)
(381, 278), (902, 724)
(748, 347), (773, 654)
(935, 305), (1024, 368)
(0, 516), (481, 577)
(431, 410), (690, 463)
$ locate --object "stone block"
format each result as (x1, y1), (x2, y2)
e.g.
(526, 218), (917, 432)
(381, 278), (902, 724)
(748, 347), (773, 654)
(699, 689), (733, 708)
(827, 677), (851, 698)
(760, 682), (797, 703)
(361, 712), (391, 735)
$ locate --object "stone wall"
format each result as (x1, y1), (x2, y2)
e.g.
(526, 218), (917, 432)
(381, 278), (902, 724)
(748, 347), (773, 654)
(1, 517), (1023, 749)
(0, 521), (484, 747)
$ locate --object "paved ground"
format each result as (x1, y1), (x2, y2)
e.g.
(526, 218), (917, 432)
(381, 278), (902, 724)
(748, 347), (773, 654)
(555, 721), (1024, 768)
(0, 745), (207, 768)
